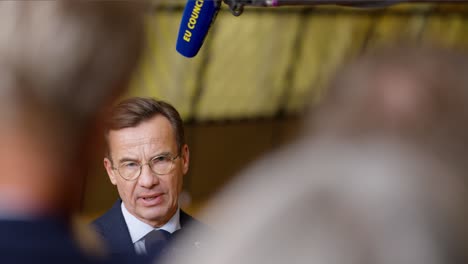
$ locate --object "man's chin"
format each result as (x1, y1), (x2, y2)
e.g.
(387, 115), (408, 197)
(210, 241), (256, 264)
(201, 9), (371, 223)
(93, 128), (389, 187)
(137, 209), (166, 223)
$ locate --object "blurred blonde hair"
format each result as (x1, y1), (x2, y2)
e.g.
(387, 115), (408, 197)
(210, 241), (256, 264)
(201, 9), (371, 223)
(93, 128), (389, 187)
(163, 45), (468, 264)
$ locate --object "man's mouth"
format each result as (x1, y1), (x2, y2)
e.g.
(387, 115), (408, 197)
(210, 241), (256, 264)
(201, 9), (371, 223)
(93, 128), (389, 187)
(141, 193), (162, 199)
(139, 193), (164, 205)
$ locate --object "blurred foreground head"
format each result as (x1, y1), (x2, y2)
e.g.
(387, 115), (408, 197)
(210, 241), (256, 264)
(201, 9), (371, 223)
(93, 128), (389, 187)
(165, 46), (468, 264)
(0, 1), (144, 216)
(315, 46), (468, 165)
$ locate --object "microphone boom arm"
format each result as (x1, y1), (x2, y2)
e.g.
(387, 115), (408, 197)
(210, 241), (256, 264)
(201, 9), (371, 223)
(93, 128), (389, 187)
(223, 0), (454, 16)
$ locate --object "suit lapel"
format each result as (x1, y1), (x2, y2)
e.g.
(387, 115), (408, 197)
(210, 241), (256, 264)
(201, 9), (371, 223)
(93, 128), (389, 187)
(99, 200), (135, 255)
(179, 209), (193, 228)
(174, 210), (205, 250)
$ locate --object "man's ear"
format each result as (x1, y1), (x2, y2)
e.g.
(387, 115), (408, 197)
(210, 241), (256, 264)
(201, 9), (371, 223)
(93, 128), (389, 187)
(181, 144), (189, 174)
(104, 157), (117, 185)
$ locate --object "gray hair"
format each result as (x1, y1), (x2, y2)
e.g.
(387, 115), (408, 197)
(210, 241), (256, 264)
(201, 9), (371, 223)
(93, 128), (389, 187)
(0, 1), (145, 129)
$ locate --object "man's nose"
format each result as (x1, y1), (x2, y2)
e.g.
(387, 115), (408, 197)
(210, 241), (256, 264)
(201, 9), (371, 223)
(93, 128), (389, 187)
(138, 163), (159, 187)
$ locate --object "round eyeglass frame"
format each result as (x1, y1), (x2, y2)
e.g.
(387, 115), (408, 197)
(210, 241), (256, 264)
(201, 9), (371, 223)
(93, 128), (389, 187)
(111, 154), (180, 181)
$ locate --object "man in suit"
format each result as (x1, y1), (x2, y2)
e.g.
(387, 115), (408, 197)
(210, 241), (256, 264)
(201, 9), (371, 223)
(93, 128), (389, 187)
(0, 1), (145, 263)
(93, 97), (204, 258)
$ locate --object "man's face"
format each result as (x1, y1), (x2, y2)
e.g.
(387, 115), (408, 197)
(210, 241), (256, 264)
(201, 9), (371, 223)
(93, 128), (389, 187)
(104, 115), (189, 227)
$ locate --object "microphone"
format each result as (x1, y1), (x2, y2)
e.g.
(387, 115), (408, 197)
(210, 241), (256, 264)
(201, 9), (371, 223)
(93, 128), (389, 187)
(176, 0), (221, 58)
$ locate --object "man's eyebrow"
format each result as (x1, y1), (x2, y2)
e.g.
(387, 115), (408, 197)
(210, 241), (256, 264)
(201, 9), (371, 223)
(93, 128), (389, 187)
(118, 157), (139, 164)
(151, 152), (172, 158)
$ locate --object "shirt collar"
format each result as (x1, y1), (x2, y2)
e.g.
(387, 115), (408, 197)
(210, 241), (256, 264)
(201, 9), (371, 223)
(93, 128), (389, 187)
(121, 202), (181, 244)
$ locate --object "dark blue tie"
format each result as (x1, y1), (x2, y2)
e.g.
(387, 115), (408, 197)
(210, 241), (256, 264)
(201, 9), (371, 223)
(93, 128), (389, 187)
(144, 229), (172, 258)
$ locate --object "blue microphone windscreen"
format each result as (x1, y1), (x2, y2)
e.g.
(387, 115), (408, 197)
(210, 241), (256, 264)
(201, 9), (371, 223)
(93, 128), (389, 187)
(176, 0), (220, 58)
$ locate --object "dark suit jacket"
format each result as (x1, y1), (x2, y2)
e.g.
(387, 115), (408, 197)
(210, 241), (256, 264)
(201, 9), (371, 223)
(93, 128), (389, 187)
(92, 200), (205, 258)
(0, 217), (129, 264)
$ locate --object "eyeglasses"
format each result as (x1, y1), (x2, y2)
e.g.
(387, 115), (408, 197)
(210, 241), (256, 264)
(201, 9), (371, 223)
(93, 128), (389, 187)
(112, 154), (180, 181)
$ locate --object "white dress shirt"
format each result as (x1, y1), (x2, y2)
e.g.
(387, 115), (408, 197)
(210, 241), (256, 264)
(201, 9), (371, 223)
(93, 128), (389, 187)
(121, 202), (181, 255)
